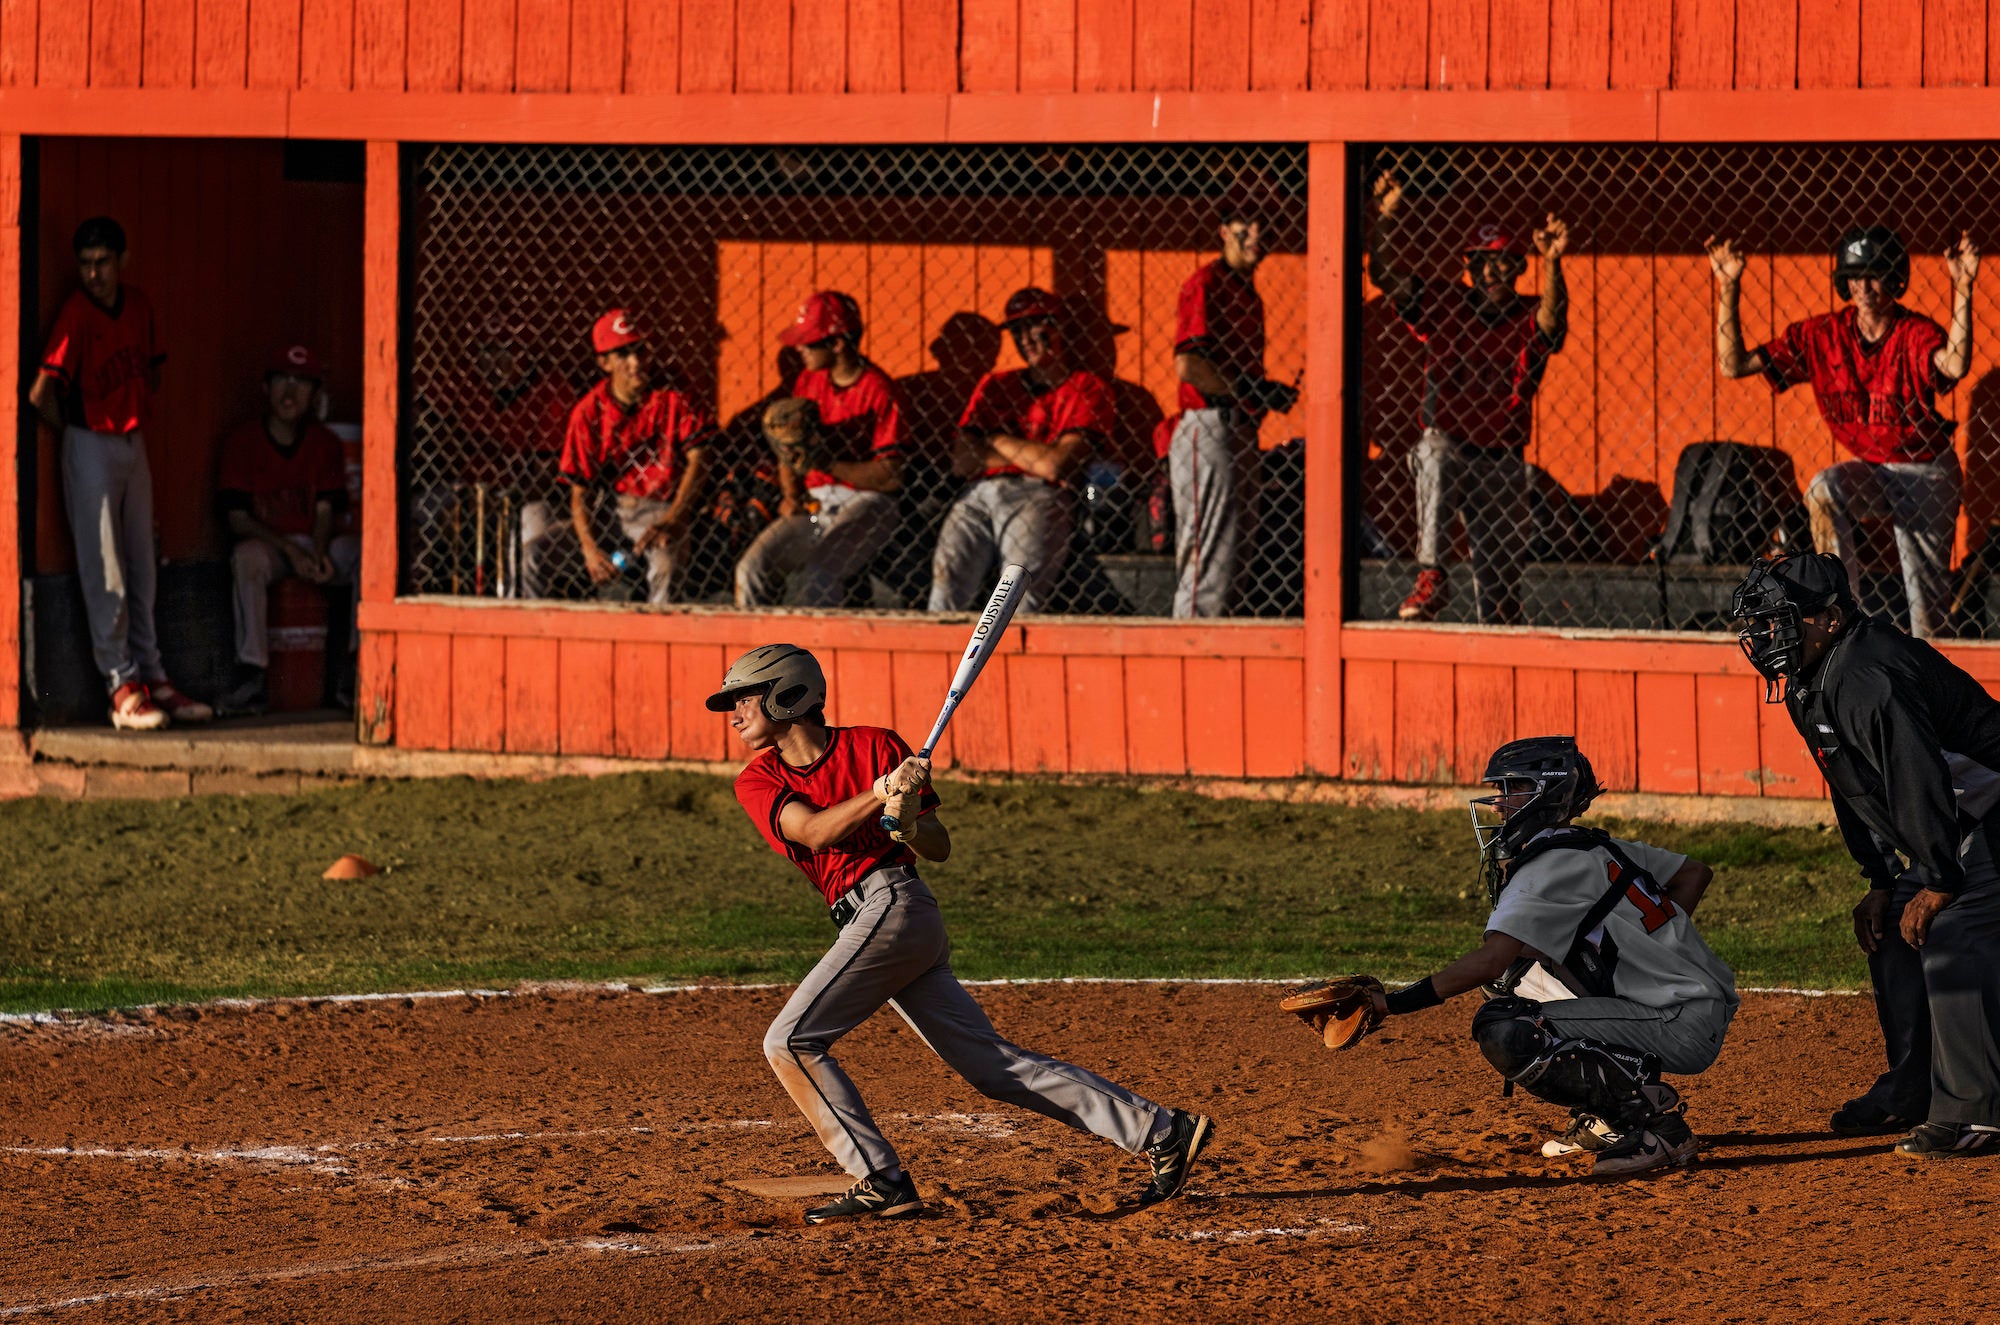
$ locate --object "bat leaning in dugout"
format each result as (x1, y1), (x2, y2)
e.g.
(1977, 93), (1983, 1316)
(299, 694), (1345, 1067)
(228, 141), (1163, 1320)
(1281, 736), (1740, 1178)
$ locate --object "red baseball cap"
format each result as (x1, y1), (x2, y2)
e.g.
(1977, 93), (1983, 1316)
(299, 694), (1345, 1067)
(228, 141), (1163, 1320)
(268, 343), (324, 382)
(1001, 287), (1062, 327)
(778, 291), (863, 347)
(1464, 223), (1525, 256)
(592, 309), (647, 354)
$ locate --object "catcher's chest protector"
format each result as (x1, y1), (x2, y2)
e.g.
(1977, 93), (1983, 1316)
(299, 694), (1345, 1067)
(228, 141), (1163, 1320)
(1503, 829), (1668, 1000)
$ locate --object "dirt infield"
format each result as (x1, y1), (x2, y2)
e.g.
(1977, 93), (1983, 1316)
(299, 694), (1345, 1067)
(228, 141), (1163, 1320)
(4, 983), (1996, 1324)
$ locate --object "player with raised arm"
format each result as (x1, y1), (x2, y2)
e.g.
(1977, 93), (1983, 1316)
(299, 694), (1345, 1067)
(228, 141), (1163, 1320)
(1282, 737), (1738, 1176)
(711, 644), (1214, 1223)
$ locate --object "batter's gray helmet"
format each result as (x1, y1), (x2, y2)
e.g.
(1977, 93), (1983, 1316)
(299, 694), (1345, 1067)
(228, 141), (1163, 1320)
(705, 644), (827, 721)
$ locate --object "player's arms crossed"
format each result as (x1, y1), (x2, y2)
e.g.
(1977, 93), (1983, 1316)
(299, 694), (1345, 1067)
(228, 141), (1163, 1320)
(776, 792), (952, 862)
(982, 429), (1094, 484)
(1173, 350), (1235, 401)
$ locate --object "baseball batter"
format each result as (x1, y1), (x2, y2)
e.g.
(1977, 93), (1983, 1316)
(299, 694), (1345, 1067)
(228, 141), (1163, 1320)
(1709, 227), (1978, 638)
(710, 644), (1215, 1222)
(928, 287), (1113, 614)
(1285, 737), (1737, 1176)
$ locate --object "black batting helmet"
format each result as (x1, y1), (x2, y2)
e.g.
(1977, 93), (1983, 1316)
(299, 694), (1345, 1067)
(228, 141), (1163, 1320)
(1832, 226), (1910, 300)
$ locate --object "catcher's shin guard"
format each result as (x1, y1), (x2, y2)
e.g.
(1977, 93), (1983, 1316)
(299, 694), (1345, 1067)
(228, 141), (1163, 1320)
(1470, 997), (1658, 1130)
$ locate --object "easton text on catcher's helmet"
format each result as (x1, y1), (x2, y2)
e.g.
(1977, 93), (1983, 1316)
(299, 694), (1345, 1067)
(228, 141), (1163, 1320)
(706, 644), (828, 721)
(1730, 553), (1854, 703)
(1832, 226), (1910, 300)
(1470, 736), (1603, 905)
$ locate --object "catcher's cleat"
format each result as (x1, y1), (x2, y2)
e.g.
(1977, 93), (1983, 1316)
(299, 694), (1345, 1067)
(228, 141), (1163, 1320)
(1397, 566), (1449, 621)
(1830, 1097), (1921, 1137)
(1892, 1122), (2000, 1158)
(802, 1169), (924, 1224)
(1591, 1112), (1698, 1176)
(1542, 1111), (1620, 1158)
(1134, 1110), (1216, 1208)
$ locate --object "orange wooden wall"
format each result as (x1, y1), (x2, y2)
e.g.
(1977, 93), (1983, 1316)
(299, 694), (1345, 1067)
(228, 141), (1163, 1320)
(30, 138), (364, 571)
(2, 0), (1996, 97)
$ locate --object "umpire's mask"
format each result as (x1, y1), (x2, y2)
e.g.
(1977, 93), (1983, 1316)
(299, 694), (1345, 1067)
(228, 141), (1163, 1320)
(1730, 554), (1852, 704)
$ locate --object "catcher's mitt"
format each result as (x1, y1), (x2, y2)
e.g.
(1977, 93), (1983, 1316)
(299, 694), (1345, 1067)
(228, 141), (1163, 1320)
(1279, 975), (1387, 1050)
(762, 397), (828, 474)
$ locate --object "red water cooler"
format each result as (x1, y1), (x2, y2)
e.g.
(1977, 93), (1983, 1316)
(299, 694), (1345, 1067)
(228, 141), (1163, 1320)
(267, 578), (328, 711)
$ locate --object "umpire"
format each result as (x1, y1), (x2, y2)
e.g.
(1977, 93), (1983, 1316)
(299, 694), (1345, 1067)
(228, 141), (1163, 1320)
(1733, 552), (2000, 1156)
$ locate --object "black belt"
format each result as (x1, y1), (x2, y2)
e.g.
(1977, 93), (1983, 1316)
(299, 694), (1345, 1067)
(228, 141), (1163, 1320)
(828, 864), (917, 929)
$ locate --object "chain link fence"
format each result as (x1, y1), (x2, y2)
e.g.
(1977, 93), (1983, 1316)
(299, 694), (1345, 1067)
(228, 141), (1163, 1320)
(402, 143), (1308, 618)
(1357, 143), (2000, 638)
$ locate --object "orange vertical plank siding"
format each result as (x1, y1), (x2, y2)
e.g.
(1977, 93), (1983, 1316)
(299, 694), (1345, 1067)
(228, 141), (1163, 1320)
(1487, 0), (1549, 88)
(847, 0), (900, 90)
(1859, 0), (1922, 87)
(93, 0), (146, 87)
(1065, 655), (1129, 773)
(670, 643), (729, 760)
(301, 0), (357, 89)
(612, 641), (671, 760)
(1344, 657), (1394, 780)
(361, 142), (399, 606)
(954, 655), (1014, 771)
(407, 0), (465, 91)
(1924, 0), (1985, 86)
(1453, 663), (1514, 782)
(462, 0), (519, 91)
(891, 651), (955, 767)
(357, 631), (396, 745)
(1242, 657), (1304, 777)
(571, 0), (627, 91)
(1635, 671), (1699, 793)
(1367, 0), (1426, 88)
(1695, 673), (1762, 797)
(39, 0), (89, 86)
(1124, 656), (1186, 774)
(1796, 0), (1859, 87)
(1546, 0), (1608, 89)
(1607, 0), (1668, 88)
(1019, 0), (1077, 91)
(903, 0), (960, 91)
(1183, 656), (1247, 777)
(834, 649), (897, 731)
(1078, 0), (1136, 89)
(1250, 0), (1310, 89)
(735, 0), (791, 91)
(516, 0), (573, 90)
(247, 0), (303, 87)
(1135, 0), (1193, 89)
(1669, 0), (1733, 90)
(450, 635), (507, 751)
(0, 0), (37, 87)
(1192, 0), (1252, 91)
(1392, 660), (1453, 783)
(1513, 666), (1575, 737)
(1735, 0), (1797, 88)
(962, 0), (1022, 90)
(1757, 691), (1823, 798)
(559, 639), (617, 755)
(352, 0), (405, 90)
(396, 633), (454, 751)
(1428, 0), (1487, 89)
(504, 636), (561, 753)
(624, 0), (679, 91)
(1309, 0), (1369, 88)
(792, 0), (848, 92)
(1302, 142), (1345, 777)
(1007, 655), (1070, 771)
(1574, 670), (1636, 790)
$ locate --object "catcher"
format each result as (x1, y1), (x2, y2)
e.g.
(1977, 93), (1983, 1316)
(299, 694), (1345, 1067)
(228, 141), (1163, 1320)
(1283, 736), (1739, 1176)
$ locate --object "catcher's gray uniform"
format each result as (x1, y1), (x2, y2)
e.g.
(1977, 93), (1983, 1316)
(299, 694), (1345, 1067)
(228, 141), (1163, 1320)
(927, 476), (1071, 613)
(1488, 831), (1738, 1074)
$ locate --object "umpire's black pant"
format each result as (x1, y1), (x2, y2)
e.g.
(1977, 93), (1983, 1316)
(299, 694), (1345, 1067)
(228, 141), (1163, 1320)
(1859, 823), (2000, 1128)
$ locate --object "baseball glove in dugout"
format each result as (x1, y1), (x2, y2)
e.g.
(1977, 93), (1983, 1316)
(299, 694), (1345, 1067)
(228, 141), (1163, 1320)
(762, 397), (829, 475)
(1279, 975), (1388, 1050)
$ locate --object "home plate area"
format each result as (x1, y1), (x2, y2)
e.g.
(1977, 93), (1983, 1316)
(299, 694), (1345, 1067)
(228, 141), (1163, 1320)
(4, 983), (1998, 1323)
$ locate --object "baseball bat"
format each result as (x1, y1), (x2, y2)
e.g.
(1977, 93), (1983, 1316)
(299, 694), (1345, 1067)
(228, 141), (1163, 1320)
(879, 563), (1028, 834)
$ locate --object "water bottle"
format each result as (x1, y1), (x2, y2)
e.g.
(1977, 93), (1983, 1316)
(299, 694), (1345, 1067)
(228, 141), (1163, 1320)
(607, 549), (644, 580)
(1080, 459), (1132, 555)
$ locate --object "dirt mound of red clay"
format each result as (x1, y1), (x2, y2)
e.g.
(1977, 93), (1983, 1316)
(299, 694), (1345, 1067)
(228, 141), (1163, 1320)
(4, 984), (1996, 1323)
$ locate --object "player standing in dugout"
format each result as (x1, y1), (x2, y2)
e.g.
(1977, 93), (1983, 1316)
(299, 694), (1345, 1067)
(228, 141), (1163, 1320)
(1708, 227), (1977, 639)
(1365, 170), (1570, 627)
(1734, 553), (2000, 1156)
(709, 644), (1215, 1223)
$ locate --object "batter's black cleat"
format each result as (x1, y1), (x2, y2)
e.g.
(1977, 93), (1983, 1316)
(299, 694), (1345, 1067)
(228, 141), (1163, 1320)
(1893, 1122), (2000, 1158)
(803, 1169), (924, 1224)
(1134, 1110), (1216, 1207)
(1831, 1097), (1920, 1136)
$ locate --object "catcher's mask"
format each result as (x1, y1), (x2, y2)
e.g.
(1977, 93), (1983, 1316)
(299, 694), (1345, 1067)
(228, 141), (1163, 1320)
(705, 644), (827, 722)
(1832, 226), (1910, 300)
(1470, 736), (1602, 905)
(1729, 553), (1853, 703)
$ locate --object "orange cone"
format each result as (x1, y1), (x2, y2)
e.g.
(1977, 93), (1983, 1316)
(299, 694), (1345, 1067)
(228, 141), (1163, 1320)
(323, 854), (381, 880)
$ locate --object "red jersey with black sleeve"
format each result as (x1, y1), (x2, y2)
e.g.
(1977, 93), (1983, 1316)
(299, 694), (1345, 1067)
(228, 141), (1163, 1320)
(1403, 286), (1562, 450)
(1174, 259), (1266, 412)
(557, 381), (714, 501)
(958, 367), (1114, 481)
(40, 286), (161, 435)
(437, 368), (573, 484)
(734, 726), (942, 906)
(792, 363), (909, 491)
(1759, 306), (1958, 464)
(217, 419), (349, 537)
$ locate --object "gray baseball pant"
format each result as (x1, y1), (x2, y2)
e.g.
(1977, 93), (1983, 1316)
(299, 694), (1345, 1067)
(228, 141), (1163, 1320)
(1410, 428), (1532, 625)
(927, 476), (1072, 613)
(764, 867), (1173, 1179)
(230, 534), (361, 668)
(735, 488), (899, 608)
(1170, 407), (1260, 618)
(1538, 995), (1737, 1077)
(612, 493), (688, 606)
(1807, 455), (1960, 640)
(62, 426), (164, 692)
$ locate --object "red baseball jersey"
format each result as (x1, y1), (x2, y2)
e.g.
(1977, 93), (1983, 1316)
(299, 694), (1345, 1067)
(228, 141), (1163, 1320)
(1759, 306), (1958, 464)
(217, 419), (348, 537)
(1404, 287), (1562, 450)
(39, 286), (160, 435)
(792, 363), (909, 490)
(436, 368), (573, 484)
(557, 381), (714, 501)
(1173, 259), (1267, 412)
(734, 725), (943, 905)
(958, 367), (1114, 480)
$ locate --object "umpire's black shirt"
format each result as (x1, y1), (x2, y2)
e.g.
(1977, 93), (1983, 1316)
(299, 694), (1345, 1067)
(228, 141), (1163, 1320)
(1785, 615), (2000, 894)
